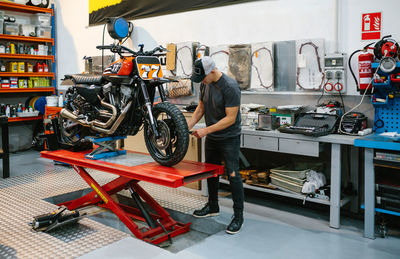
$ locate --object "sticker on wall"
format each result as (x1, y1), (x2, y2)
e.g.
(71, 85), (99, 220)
(361, 12), (381, 41)
(296, 38), (325, 91)
(250, 41), (274, 91)
(175, 42), (198, 77)
(209, 45), (229, 74)
(228, 44), (252, 90)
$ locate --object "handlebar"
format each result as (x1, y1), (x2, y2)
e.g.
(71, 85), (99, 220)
(96, 44), (166, 56)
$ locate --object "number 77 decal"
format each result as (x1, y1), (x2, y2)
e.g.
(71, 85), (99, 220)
(138, 64), (162, 79)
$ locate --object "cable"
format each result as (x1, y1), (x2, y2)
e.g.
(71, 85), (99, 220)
(296, 42), (325, 90)
(337, 82), (346, 114)
(338, 54), (386, 135)
(251, 47), (274, 89)
(348, 49), (362, 90)
(176, 45), (193, 77)
(317, 79), (328, 106)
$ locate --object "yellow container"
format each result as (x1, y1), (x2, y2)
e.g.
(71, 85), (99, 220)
(26, 62), (33, 73)
(18, 79), (24, 88)
(10, 43), (15, 54)
(8, 62), (18, 72)
(28, 78), (33, 88)
(17, 62), (25, 72)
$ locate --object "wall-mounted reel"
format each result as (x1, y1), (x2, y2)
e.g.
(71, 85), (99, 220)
(374, 35), (399, 60)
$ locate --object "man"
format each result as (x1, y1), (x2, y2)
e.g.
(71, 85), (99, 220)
(188, 56), (244, 234)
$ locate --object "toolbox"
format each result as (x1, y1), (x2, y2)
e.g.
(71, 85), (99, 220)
(278, 113), (339, 137)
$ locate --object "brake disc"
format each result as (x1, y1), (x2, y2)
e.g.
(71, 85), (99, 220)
(151, 120), (171, 150)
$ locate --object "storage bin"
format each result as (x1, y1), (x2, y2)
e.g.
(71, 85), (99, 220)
(31, 13), (51, 26)
(46, 96), (58, 107)
(4, 22), (19, 35)
(35, 25), (51, 38)
(19, 24), (36, 37)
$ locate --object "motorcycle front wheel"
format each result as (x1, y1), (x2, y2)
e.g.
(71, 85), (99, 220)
(144, 102), (189, 166)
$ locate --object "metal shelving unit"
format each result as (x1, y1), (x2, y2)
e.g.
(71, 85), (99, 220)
(0, 34), (53, 45)
(220, 178), (351, 206)
(8, 115), (43, 123)
(0, 87), (54, 93)
(0, 53), (54, 61)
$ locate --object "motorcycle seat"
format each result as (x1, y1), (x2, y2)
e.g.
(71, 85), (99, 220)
(68, 74), (104, 85)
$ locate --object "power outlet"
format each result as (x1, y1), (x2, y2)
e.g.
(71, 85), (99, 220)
(324, 53), (346, 94)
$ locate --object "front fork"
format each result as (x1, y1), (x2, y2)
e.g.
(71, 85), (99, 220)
(140, 81), (160, 138)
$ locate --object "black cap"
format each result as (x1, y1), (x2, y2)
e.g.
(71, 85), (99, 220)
(191, 59), (206, 83)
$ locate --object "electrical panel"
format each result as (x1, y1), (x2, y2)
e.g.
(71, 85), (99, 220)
(324, 53), (346, 94)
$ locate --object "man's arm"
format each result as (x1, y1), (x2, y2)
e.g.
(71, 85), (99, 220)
(192, 106), (239, 138)
(187, 101), (205, 130)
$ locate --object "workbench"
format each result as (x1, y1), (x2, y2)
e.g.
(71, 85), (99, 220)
(354, 133), (400, 239)
(41, 150), (224, 244)
(201, 127), (360, 229)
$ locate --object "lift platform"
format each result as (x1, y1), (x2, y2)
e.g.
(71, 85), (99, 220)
(40, 150), (224, 245)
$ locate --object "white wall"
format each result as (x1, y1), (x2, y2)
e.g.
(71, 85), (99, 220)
(54, 0), (400, 95)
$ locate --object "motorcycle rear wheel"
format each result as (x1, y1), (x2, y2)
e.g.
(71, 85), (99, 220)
(144, 102), (189, 166)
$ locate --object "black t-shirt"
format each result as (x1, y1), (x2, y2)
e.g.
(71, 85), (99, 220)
(200, 73), (241, 140)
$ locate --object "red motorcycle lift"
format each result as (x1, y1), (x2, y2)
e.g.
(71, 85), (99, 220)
(41, 150), (224, 245)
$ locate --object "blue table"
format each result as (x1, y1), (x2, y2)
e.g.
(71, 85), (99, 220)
(354, 133), (400, 239)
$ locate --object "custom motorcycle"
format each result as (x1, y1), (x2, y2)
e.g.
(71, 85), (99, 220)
(59, 43), (189, 166)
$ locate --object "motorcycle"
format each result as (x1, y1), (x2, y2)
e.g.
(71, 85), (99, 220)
(59, 43), (189, 166)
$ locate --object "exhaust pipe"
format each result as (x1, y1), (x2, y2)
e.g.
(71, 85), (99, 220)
(60, 100), (117, 129)
(92, 101), (132, 135)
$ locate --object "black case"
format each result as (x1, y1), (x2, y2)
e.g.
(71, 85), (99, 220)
(278, 113), (339, 137)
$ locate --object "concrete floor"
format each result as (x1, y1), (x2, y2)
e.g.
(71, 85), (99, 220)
(3, 150), (400, 259)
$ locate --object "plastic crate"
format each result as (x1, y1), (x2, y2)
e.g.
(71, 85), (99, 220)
(31, 13), (51, 27)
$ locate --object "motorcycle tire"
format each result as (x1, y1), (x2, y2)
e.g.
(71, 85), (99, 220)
(144, 102), (189, 167)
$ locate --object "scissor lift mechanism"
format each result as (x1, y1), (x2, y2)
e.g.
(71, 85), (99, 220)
(41, 150), (224, 245)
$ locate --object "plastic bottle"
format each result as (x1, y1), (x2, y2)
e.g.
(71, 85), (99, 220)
(5, 105), (10, 117)
(58, 92), (64, 107)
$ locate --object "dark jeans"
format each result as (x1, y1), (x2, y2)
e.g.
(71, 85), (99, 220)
(205, 135), (244, 213)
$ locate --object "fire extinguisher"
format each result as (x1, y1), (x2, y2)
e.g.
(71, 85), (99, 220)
(348, 42), (375, 93)
(358, 52), (374, 91)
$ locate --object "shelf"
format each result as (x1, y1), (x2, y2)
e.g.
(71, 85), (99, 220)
(0, 34), (54, 45)
(0, 87), (54, 94)
(0, 2), (53, 15)
(0, 72), (54, 78)
(220, 178), (351, 207)
(361, 204), (400, 217)
(374, 158), (400, 170)
(8, 115), (43, 122)
(0, 54), (54, 62)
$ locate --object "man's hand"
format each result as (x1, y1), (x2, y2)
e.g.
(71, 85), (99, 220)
(192, 128), (208, 138)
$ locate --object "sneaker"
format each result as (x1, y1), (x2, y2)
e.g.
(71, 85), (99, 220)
(193, 202), (219, 218)
(226, 213), (243, 234)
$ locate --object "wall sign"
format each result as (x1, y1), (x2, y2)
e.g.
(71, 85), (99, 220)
(362, 12), (381, 40)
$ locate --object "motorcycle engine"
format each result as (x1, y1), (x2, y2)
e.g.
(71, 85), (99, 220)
(72, 95), (99, 120)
